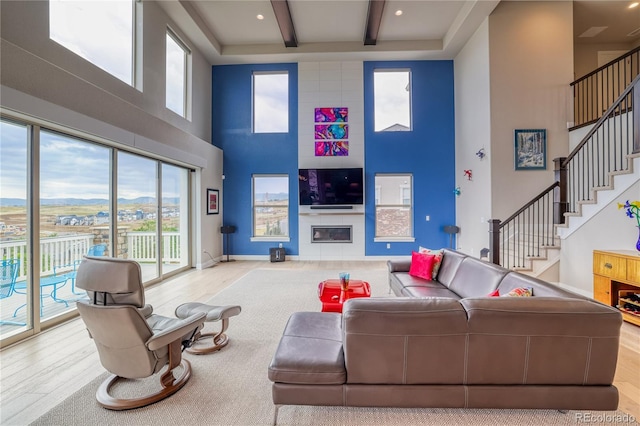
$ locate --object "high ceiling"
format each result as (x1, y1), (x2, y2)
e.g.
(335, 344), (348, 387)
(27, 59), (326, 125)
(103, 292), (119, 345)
(157, 1), (640, 65)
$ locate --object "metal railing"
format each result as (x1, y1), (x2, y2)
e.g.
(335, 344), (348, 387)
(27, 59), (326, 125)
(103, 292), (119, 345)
(489, 182), (558, 269)
(571, 47), (639, 129)
(1, 232), (181, 281)
(490, 75), (639, 269)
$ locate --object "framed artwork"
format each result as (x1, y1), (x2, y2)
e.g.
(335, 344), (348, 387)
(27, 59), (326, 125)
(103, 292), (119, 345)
(315, 141), (349, 156)
(207, 189), (219, 214)
(514, 129), (546, 170)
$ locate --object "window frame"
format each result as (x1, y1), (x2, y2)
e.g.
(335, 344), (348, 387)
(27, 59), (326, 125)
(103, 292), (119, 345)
(49, 0), (138, 88)
(373, 68), (413, 132)
(251, 174), (290, 242)
(252, 71), (289, 134)
(165, 27), (191, 118)
(373, 173), (415, 242)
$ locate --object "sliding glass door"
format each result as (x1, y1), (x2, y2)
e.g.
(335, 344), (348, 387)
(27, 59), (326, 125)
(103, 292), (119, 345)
(161, 163), (189, 274)
(117, 152), (159, 282)
(0, 119), (30, 340)
(0, 115), (194, 345)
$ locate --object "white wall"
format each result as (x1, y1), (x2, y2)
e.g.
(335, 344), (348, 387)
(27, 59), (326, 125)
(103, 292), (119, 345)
(488, 1), (574, 221)
(453, 19), (492, 257)
(0, 1), (223, 267)
(297, 61), (365, 260)
(560, 181), (640, 295)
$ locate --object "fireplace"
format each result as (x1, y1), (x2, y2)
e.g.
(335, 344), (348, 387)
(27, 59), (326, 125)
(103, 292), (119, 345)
(311, 226), (352, 243)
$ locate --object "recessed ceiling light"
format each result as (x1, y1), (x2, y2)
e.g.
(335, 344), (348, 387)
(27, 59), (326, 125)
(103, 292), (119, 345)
(257, 14), (264, 20)
(629, 2), (639, 9)
(395, 10), (403, 16)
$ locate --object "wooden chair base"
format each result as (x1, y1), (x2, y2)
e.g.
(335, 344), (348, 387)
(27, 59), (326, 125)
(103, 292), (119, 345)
(186, 328), (229, 355)
(96, 359), (192, 410)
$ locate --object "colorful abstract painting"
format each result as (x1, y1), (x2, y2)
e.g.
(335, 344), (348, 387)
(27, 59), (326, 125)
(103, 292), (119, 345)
(315, 107), (348, 123)
(315, 124), (348, 140)
(315, 141), (349, 156)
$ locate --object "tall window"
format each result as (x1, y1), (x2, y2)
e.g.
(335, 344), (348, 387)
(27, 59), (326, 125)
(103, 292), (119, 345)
(49, 0), (135, 86)
(166, 30), (190, 117)
(374, 70), (412, 132)
(252, 175), (289, 238)
(0, 115), (193, 345)
(375, 174), (413, 238)
(253, 72), (289, 133)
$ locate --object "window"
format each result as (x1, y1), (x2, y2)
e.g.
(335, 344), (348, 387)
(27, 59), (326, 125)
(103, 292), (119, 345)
(253, 72), (289, 133)
(0, 114), (193, 346)
(374, 70), (412, 132)
(49, 0), (135, 86)
(374, 174), (413, 239)
(252, 175), (289, 238)
(166, 29), (190, 117)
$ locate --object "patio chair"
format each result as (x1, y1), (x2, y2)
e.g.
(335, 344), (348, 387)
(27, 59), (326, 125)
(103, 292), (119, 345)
(87, 244), (107, 256)
(1, 259), (25, 326)
(54, 244), (108, 295)
(75, 256), (206, 410)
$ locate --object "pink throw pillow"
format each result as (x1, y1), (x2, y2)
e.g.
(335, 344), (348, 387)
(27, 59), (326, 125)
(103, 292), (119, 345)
(487, 289), (500, 297)
(418, 247), (444, 279)
(409, 252), (436, 281)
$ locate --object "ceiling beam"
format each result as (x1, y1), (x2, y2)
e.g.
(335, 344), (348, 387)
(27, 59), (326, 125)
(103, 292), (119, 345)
(270, 0), (298, 48)
(364, 0), (386, 46)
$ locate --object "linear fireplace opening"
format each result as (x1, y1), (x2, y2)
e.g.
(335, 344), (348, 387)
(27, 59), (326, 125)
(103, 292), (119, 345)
(311, 226), (352, 243)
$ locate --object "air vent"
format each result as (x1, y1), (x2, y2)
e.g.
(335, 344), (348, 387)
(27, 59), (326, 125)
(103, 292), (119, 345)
(628, 27), (640, 37)
(579, 26), (608, 38)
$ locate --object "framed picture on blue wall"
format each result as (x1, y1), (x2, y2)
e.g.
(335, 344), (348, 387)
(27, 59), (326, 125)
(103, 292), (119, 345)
(514, 129), (546, 170)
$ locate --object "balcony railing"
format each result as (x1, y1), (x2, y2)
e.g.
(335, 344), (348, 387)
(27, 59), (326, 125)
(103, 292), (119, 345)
(1, 232), (181, 281)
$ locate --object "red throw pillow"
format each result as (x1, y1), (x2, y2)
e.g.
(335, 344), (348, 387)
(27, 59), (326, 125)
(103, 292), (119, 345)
(487, 289), (500, 297)
(409, 252), (436, 281)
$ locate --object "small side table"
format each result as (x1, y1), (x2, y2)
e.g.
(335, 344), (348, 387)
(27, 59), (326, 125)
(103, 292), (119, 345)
(318, 279), (371, 313)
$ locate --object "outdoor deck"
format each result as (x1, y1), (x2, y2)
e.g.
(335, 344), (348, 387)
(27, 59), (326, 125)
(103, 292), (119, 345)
(0, 262), (181, 338)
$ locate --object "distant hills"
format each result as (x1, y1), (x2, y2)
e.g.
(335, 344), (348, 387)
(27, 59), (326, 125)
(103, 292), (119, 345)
(0, 197), (180, 207)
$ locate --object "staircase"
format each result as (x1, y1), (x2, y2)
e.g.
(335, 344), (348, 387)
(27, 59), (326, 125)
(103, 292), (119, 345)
(490, 50), (640, 279)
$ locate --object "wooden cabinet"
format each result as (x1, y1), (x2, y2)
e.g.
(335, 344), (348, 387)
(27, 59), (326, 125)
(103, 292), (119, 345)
(593, 250), (640, 326)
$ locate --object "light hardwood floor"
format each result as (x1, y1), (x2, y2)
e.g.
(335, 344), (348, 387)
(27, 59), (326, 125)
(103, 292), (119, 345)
(1, 260), (638, 425)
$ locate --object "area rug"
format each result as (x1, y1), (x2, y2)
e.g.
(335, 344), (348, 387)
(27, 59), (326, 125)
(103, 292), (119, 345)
(32, 268), (632, 426)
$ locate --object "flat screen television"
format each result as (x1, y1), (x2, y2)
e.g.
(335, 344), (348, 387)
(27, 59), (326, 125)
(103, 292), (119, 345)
(299, 168), (363, 206)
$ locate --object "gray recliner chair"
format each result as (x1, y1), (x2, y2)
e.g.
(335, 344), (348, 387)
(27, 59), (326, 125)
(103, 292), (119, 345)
(75, 256), (206, 410)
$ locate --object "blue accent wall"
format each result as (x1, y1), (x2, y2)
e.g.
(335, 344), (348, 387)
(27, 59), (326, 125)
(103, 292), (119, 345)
(211, 63), (299, 256)
(364, 61), (456, 255)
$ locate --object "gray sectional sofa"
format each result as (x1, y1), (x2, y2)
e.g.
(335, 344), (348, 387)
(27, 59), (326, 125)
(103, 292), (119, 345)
(268, 249), (623, 423)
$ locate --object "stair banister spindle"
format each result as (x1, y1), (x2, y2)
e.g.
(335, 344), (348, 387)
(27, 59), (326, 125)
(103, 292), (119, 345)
(554, 157), (568, 224)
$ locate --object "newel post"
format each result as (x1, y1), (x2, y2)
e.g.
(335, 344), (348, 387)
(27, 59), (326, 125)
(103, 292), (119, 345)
(553, 157), (568, 224)
(634, 79), (640, 154)
(488, 219), (501, 265)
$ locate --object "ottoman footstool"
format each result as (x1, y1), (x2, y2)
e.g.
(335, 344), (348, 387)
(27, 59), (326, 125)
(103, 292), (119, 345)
(175, 302), (241, 354)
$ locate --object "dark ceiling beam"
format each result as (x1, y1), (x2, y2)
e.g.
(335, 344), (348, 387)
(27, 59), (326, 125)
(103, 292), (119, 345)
(364, 0), (386, 45)
(270, 0), (298, 48)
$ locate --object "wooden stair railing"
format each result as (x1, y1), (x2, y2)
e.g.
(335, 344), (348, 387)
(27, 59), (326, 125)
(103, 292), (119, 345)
(490, 75), (639, 268)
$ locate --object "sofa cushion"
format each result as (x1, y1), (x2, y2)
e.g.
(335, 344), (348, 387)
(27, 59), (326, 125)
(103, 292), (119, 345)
(447, 257), (508, 298)
(342, 298), (468, 384)
(268, 312), (346, 385)
(460, 297), (622, 386)
(435, 249), (467, 287)
(409, 251), (436, 281)
(498, 272), (587, 299)
(401, 286), (461, 299)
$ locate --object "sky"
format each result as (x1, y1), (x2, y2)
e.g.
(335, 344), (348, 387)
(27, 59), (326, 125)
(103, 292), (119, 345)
(0, 121), (184, 200)
(374, 70), (411, 131)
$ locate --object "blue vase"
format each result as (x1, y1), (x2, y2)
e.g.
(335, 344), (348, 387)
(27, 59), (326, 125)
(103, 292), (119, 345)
(637, 227), (640, 253)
